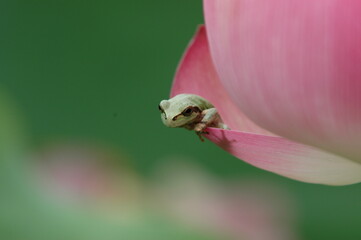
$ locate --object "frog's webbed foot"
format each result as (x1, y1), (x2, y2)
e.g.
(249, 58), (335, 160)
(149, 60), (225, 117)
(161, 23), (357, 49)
(194, 122), (207, 132)
(194, 122), (210, 142)
(183, 124), (207, 142)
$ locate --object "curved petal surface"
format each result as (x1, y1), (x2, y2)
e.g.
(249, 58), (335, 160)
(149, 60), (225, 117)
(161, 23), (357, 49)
(204, 0), (361, 162)
(171, 25), (361, 185)
(206, 128), (361, 185)
(171, 26), (273, 136)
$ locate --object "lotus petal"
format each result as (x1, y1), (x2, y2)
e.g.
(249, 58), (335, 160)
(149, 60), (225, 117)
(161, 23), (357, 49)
(171, 26), (361, 185)
(204, 0), (361, 162)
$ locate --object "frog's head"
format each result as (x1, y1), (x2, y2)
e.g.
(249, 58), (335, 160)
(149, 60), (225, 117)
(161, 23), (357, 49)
(159, 95), (201, 128)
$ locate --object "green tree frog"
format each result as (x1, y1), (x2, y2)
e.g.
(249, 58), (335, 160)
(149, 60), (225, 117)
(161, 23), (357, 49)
(159, 94), (229, 141)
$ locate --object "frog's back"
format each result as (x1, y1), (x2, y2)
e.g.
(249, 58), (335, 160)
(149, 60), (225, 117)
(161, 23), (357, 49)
(172, 94), (213, 110)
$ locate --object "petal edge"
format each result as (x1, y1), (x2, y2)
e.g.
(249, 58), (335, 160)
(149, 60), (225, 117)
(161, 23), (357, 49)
(206, 128), (361, 185)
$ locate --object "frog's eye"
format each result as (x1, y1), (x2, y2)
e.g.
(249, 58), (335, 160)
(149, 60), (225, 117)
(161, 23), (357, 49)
(158, 105), (164, 113)
(182, 107), (193, 117)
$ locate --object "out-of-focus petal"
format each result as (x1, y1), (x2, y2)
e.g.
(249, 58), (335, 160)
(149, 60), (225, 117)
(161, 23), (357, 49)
(170, 25), (361, 185)
(206, 128), (361, 185)
(204, 0), (361, 162)
(153, 162), (298, 240)
(171, 26), (274, 136)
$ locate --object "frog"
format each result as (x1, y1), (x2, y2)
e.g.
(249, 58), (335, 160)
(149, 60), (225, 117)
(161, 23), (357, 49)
(159, 94), (229, 141)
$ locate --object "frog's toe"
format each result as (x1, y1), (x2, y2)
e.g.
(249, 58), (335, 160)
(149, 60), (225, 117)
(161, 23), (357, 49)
(194, 123), (207, 132)
(195, 131), (207, 142)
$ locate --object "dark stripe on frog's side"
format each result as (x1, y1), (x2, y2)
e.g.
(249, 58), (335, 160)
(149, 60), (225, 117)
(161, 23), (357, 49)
(172, 106), (202, 121)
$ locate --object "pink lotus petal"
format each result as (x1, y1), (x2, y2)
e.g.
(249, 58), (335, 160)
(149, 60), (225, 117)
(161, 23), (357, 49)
(154, 163), (298, 240)
(206, 128), (361, 185)
(204, 0), (361, 162)
(171, 26), (274, 136)
(170, 25), (361, 184)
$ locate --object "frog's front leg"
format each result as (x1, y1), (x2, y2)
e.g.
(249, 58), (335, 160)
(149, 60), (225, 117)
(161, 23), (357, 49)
(194, 108), (221, 133)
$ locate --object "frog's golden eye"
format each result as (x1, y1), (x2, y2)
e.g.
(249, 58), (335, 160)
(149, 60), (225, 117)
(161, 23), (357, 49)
(182, 107), (193, 117)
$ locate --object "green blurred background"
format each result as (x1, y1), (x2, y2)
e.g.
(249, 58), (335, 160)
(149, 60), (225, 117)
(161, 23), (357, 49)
(0, 1), (360, 239)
